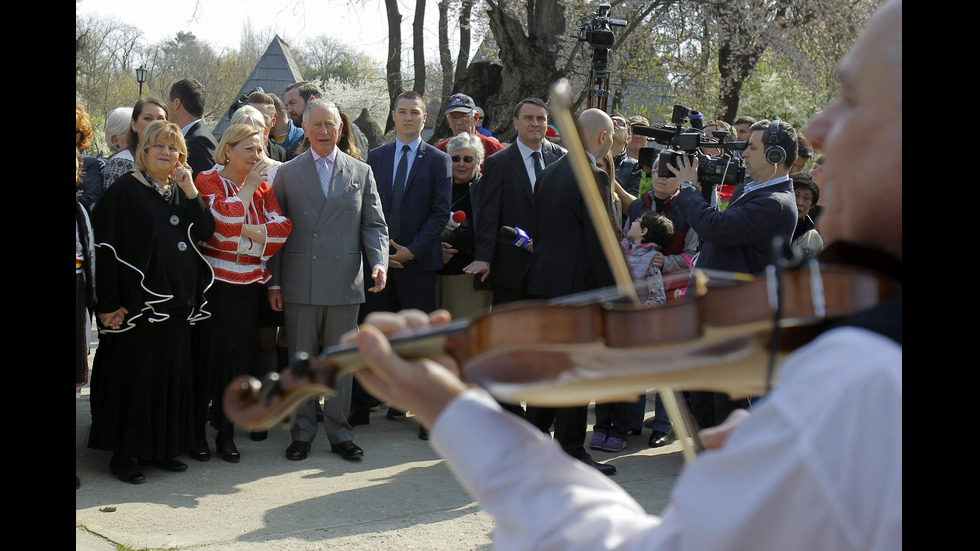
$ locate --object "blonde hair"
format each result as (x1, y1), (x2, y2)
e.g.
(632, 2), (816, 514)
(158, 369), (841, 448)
(216, 124), (263, 165)
(230, 104), (267, 130)
(134, 120), (187, 173)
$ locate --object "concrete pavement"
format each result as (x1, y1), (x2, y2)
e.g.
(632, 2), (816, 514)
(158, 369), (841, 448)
(76, 340), (684, 550)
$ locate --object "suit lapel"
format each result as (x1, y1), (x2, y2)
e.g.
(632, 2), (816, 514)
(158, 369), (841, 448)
(507, 144), (534, 203)
(293, 151), (330, 227)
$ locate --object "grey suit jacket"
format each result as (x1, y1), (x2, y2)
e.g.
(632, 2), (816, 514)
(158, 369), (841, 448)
(268, 149), (388, 305)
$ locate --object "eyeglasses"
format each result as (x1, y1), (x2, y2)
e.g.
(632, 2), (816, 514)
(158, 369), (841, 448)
(451, 155), (475, 163)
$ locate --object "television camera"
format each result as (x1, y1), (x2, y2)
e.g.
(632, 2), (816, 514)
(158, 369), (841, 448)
(631, 104), (747, 188)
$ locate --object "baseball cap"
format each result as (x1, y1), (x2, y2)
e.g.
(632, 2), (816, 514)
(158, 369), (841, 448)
(628, 115), (650, 127)
(445, 93), (477, 115)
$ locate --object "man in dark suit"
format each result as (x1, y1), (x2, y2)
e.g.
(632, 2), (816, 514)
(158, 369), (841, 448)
(268, 99), (389, 462)
(523, 108), (618, 476)
(465, 97), (565, 306)
(357, 90), (452, 436)
(168, 78), (218, 179)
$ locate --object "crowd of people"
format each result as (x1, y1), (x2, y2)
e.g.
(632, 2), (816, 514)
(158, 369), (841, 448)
(76, 0), (901, 544)
(75, 81), (838, 477)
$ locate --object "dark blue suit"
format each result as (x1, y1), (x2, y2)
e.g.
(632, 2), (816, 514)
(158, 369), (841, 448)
(363, 139), (452, 311)
(354, 139), (451, 418)
(671, 177), (798, 428)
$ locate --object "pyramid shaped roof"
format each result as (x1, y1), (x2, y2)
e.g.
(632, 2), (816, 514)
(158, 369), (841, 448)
(213, 35), (304, 139)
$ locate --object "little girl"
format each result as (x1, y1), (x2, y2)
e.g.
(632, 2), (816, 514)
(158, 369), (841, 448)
(590, 209), (675, 453)
(623, 209), (675, 306)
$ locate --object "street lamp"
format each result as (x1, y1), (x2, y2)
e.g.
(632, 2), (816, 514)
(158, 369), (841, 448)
(136, 65), (148, 96)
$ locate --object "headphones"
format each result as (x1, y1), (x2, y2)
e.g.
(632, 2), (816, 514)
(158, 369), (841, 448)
(765, 119), (786, 166)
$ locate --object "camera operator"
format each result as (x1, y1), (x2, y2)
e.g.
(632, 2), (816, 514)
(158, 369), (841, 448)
(610, 114), (642, 195)
(667, 118), (799, 428)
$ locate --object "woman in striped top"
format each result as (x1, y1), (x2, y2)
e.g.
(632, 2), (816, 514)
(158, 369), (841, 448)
(192, 124), (292, 462)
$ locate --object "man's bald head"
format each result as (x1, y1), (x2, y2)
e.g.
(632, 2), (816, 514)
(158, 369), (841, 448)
(578, 108), (614, 160)
(804, 0), (902, 260)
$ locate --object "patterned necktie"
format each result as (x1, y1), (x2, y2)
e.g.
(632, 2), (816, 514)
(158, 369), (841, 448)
(389, 144), (411, 240)
(318, 156), (332, 197)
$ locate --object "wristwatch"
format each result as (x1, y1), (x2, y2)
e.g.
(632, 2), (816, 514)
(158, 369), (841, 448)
(680, 180), (695, 190)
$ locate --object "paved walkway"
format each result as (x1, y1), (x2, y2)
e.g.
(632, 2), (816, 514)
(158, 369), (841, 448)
(76, 337), (684, 550)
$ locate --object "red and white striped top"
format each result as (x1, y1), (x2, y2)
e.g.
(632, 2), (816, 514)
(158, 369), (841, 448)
(195, 169), (292, 285)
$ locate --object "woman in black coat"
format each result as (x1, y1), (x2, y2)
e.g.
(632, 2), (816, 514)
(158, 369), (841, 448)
(88, 120), (215, 484)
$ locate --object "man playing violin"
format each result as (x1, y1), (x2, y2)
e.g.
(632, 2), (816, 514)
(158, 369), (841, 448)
(343, 0), (902, 548)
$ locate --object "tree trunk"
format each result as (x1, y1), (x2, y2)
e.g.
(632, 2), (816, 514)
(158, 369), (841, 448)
(483, 0), (566, 142)
(455, 0), (473, 85)
(384, 0), (403, 134)
(413, 0), (427, 94)
(439, 0), (454, 103)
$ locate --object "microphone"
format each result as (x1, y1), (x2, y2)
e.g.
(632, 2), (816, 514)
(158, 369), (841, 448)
(441, 211), (467, 239)
(445, 210), (466, 231)
(499, 226), (531, 248)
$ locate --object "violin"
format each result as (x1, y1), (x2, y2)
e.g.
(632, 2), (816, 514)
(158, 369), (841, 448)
(223, 81), (900, 462)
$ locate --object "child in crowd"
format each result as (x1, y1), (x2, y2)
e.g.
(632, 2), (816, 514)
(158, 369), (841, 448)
(591, 209), (675, 453)
(623, 209), (675, 306)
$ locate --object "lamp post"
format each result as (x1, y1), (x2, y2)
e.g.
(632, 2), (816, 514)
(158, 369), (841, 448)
(136, 65), (147, 96)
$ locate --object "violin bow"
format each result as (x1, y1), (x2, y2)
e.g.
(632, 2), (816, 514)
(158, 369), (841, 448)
(548, 80), (704, 462)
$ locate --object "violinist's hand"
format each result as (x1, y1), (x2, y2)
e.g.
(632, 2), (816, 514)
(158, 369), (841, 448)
(342, 309), (466, 429)
(463, 260), (490, 282)
(698, 408), (750, 450)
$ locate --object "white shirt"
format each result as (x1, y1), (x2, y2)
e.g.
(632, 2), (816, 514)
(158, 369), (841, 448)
(431, 327), (902, 551)
(392, 136), (422, 188)
(515, 139), (546, 189)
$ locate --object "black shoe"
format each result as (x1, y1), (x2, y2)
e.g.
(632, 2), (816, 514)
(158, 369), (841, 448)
(330, 440), (364, 460)
(250, 431), (268, 441)
(109, 455), (146, 484)
(285, 440), (311, 461)
(577, 453), (616, 476)
(649, 430), (672, 448)
(386, 408), (407, 420)
(418, 426), (429, 440)
(348, 408), (371, 426)
(189, 436), (211, 462)
(216, 434), (241, 463)
(154, 458), (188, 472)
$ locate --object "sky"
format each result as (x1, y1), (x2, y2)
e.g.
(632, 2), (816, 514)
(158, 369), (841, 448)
(76, 0), (454, 64)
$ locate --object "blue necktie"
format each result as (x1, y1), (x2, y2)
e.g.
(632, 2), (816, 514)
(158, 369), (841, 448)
(318, 156), (332, 197)
(389, 144), (411, 240)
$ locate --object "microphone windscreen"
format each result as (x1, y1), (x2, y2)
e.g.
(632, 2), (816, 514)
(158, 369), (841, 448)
(452, 211), (466, 223)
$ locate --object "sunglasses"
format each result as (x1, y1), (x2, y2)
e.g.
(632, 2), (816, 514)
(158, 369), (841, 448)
(451, 155), (475, 163)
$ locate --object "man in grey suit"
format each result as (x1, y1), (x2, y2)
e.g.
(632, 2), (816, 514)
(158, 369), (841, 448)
(268, 99), (389, 462)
